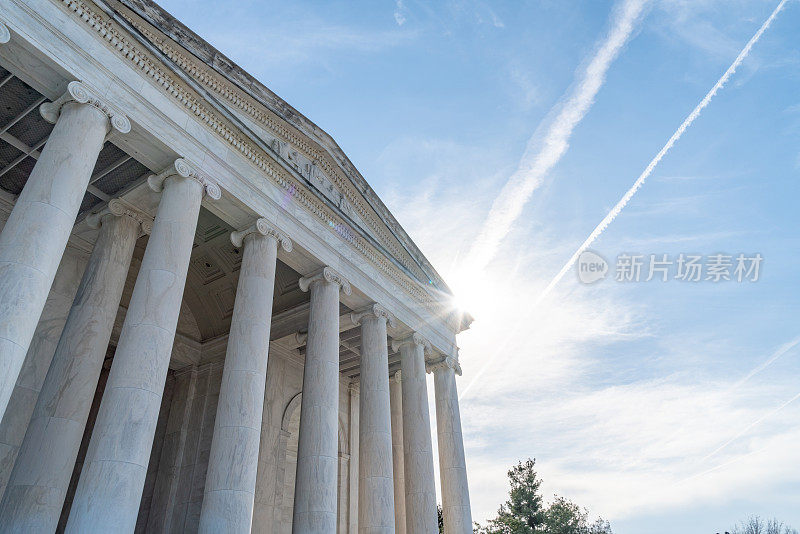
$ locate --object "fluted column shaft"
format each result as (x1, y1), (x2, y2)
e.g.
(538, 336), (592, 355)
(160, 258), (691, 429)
(0, 208), (141, 530)
(293, 267), (350, 533)
(0, 82), (129, 421)
(66, 163), (208, 532)
(396, 335), (437, 533)
(354, 305), (395, 532)
(432, 360), (472, 534)
(0, 248), (86, 498)
(390, 371), (406, 534)
(199, 220), (290, 533)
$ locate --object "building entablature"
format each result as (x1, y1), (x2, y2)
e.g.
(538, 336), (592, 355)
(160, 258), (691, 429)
(0, 0), (467, 355)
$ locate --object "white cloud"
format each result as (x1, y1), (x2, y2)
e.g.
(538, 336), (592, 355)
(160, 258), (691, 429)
(507, 62), (542, 111)
(394, 0), (407, 26)
(463, 0), (649, 276)
(379, 131), (800, 525)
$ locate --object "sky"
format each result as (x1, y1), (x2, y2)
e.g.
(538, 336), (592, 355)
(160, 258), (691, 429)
(155, 1), (800, 532)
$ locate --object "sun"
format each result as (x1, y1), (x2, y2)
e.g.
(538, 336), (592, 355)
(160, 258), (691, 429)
(447, 268), (495, 322)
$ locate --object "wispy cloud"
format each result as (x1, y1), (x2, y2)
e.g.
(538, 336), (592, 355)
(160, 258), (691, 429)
(462, 0), (649, 276)
(531, 0), (788, 308)
(382, 128), (800, 524)
(506, 62), (542, 111)
(394, 0), (407, 26)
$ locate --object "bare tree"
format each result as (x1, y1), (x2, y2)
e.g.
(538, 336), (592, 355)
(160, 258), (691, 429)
(730, 516), (798, 534)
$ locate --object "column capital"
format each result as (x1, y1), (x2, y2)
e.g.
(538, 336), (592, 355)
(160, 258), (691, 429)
(391, 332), (431, 354)
(294, 331), (308, 346)
(392, 370), (402, 384)
(350, 303), (395, 328)
(230, 217), (292, 251)
(147, 158), (222, 200)
(86, 198), (153, 235)
(299, 266), (352, 295)
(426, 355), (462, 376)
(349, 380), (360, 394)
(40, 81), (131, 134)
(0, 21), (10, 44)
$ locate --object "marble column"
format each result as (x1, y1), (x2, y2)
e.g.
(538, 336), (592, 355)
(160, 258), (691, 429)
(0, 200), (147, 531)
(293, 267), (351, 533)
(429, 356), (472, 534)
(0, 81), (130, 421)
(0, 247), (87, 498)
(389, 371), (406, 534)
(348, 381), (359, 534)
(65, 159), (220, 532)
(392, 334), (437, 534)
(198, 219), (291, 533)
(352, 304), (395, 533)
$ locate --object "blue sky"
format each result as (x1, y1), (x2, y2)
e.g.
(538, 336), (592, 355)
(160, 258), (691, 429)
(157, 1), (800, 532)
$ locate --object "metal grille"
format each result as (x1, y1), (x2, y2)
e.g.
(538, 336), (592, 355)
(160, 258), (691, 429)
(91, 143), (128, 175)
(0, 139), (22, 168)
(0, 62), (153, 215)
(93, 158), (149, 196)
(6, 111), (53, 147)
(0, 156), (35, 194)
(0, 77), (41, 127)
(78, 191), (102, 214)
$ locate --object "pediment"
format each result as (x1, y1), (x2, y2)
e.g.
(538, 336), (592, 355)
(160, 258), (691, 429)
(68, 0), (453, 315)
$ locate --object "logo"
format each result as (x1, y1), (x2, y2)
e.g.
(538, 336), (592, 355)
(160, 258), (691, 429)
(577, 250), (608, 284)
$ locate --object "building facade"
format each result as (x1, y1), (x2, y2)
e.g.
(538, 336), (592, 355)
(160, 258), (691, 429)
(0, 0), (472, 532)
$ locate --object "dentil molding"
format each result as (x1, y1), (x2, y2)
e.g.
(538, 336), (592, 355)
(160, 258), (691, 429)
(51, 0), (449, 318)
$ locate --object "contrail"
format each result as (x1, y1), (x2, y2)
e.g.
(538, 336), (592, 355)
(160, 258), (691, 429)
(463, 0), (649, 275)
(674, 443), (769, 487)
(730, 336), (800, 390)
(659, 335), (800, 445)
(534, 0), (788, 305)
(459, 0), (788, 401)
(702, 388), (800, 462)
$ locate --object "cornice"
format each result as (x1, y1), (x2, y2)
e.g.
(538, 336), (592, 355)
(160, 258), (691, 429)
(55, 0), (449, 317)
(112, 0), (448, 294)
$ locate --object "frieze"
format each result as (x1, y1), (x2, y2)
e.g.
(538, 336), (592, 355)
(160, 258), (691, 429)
(55, 0), (450, 317)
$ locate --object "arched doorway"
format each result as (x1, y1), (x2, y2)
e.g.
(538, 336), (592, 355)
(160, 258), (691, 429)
(277, 393), (348, 533)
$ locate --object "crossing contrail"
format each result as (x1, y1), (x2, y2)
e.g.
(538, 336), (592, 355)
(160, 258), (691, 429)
(459, 0), (788, 401)
(731, 335), (800, 390)
(701, 388), (800, 462)
(533, 0), (788, 306)
(462, 0), (649, 276)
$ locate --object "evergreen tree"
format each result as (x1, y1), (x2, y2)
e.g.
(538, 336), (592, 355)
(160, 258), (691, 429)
(475, 459), (546, 534)
(474, 458), (612, 534)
